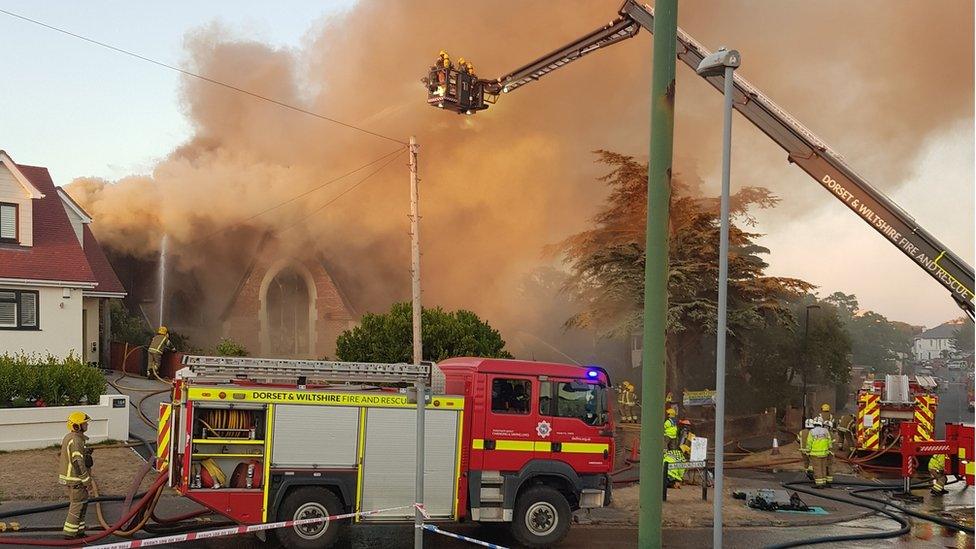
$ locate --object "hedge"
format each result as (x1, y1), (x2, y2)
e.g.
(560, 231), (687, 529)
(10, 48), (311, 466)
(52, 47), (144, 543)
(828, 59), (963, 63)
(0, 354), (106, 408)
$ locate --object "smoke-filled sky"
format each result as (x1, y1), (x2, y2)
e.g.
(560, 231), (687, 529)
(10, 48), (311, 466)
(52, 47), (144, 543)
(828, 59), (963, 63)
(1, 0), (973, 329)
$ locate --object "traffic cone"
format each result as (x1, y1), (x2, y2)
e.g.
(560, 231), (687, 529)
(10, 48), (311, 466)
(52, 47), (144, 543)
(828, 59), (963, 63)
(630, 439), (640, 463)
(771, 437), (780, 455)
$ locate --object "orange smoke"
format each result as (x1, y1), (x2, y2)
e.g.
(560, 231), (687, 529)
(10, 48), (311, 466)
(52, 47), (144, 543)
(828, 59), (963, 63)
(66, 0), (974, 331)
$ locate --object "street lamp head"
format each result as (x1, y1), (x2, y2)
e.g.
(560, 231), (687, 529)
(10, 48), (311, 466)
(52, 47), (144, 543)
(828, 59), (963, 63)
(696, 47), (740, 77)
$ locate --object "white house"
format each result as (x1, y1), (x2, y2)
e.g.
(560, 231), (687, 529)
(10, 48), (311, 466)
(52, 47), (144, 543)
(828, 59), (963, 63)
(0, 151), (125, 362)
(912, 320), (963, 362)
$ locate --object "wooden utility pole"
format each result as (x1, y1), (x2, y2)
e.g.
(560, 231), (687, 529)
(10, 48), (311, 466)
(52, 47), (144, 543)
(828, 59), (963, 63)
(409, 136), (426, 549)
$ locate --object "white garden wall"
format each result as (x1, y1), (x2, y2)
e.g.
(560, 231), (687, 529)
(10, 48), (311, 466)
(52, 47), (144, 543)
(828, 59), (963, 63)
(0, 394), (130, 451)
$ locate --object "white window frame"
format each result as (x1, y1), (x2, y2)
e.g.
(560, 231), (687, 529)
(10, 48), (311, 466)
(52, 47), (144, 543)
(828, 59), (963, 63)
(0, 203), (17, 242)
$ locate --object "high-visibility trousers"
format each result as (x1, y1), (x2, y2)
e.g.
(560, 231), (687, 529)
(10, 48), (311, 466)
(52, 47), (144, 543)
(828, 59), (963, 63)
(62, 483), (88, 536)
(931, 469), (948, 491)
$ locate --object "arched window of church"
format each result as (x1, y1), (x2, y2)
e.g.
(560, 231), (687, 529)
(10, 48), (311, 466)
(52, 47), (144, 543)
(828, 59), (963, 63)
(266, 267), (310, 356)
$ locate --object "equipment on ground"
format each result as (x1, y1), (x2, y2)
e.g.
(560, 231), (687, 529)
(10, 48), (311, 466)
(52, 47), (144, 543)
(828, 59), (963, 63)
(157, 355), (614, 548)
(734, 489), (811, 513)
(424, 0), (975, 319)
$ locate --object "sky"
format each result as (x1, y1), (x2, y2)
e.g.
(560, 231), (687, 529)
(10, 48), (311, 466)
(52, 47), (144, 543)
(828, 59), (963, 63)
(0, 1), (972, 330)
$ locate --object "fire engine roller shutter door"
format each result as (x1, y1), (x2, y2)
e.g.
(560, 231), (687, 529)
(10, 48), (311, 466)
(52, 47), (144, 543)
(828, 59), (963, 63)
(360, 407), (459, 519)
(272, 405), (359, 467)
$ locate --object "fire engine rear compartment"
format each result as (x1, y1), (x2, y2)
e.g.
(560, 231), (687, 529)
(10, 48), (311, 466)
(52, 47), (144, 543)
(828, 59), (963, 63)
(176, 389), (464, 524)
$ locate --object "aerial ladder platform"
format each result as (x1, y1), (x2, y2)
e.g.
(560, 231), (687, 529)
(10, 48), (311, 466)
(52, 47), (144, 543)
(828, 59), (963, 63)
(426, 0), (975, 319)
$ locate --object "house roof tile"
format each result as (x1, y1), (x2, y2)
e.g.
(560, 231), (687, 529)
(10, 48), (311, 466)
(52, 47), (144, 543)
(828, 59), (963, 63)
(0, 163), (123, 295)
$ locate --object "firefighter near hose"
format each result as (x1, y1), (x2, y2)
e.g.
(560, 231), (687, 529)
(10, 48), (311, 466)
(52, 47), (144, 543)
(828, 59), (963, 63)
(806, 418), (833, 488)
(928, 453), (950, 495)
(798, 419), (814, 479)
(59, 412), (93, 539)
(147, 326), (171, 379)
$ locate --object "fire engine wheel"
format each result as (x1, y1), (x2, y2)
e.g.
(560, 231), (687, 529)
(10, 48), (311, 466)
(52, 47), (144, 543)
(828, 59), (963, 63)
(272, 487), (343, 549)
(511, 485), (571, 547)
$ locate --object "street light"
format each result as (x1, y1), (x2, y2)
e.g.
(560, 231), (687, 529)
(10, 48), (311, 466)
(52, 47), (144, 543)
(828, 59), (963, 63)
(696, 46), (739, 549)
(802, 304), (822, 422)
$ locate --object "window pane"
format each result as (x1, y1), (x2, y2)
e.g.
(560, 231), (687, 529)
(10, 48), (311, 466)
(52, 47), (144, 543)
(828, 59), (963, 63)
(539, 381), (552, 415)
(19, 293), (36, 327)
(0, 301), (16, 327)
(0, 291), (15, 301)
(555, 382), (605, 425)
(0, 205), (15, 239)
(491, 378), (531, 415)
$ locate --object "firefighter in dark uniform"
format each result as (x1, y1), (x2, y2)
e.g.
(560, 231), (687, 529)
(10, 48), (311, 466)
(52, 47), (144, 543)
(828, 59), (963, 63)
(59, 412), (93, 539)
(148, 326), (171, 379)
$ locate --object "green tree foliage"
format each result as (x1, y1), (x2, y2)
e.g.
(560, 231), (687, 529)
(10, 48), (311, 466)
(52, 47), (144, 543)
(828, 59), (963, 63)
(554, 151), (812, 392)
(952, 319), (975, 353)
(110, 301), (152, 345)
(336, 302), (513, 363)
(823, 291), (914, 372)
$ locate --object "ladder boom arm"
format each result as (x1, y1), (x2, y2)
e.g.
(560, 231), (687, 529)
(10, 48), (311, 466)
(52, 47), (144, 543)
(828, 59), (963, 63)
(484, 16), (640, 96)
(484, 0), (975, 317)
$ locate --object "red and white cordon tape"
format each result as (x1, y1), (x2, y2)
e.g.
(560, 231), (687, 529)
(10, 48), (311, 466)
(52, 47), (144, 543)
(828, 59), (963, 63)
(86, 504), (419, 549)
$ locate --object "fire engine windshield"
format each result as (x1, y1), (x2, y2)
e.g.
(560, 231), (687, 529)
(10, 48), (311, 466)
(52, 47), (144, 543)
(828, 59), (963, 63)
(555, 381), (609, 426)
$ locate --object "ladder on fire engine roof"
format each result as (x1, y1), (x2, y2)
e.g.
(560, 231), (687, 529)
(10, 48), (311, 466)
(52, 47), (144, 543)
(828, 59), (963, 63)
(180, 355), (445, 390)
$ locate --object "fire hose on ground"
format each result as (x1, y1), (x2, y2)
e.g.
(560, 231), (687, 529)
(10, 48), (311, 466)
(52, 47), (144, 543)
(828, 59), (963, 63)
(764, 477), (971, 548)
(0, 472), (168, 546)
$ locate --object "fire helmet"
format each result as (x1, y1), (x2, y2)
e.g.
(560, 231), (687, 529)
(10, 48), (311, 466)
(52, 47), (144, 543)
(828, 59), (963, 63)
(67, 411), (91, 431)
(821, 403), (831, 412)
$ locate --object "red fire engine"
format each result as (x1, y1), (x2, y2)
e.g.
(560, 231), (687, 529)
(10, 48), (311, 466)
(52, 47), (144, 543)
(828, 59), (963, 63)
(157, 355), (614, 548)
(855, 374), (939, 454)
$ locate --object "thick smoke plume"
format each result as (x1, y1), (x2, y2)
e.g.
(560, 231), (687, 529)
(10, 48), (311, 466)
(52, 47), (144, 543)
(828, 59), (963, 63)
(67, 0), (973, 347)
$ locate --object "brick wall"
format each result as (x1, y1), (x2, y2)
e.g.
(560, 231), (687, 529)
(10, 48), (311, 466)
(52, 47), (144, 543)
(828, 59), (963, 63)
(222, 256), (354, 358)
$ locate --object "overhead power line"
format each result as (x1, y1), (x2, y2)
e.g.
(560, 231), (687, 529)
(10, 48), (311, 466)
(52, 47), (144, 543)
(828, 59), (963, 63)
(193, 145), (406, 244)
(277, 148), (407, 235)
(0, 8), (407, 145)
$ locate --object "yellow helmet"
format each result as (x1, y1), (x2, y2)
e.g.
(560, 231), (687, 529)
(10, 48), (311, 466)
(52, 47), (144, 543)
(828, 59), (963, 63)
(439, 49), (448, 57)
(666, 407), (677, 418)
(457, 56), (466, 66)
(821, 403), (831, 412)
(67, 411), (91, 431)
(158, 326), (168, 335)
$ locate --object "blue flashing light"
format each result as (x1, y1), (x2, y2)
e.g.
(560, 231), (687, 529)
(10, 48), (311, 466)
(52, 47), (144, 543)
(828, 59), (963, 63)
(586, 370), (599, 379)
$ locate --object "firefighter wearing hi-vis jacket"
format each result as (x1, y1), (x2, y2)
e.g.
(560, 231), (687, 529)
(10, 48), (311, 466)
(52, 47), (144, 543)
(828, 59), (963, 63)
(806, 418), (833, 488)
(59, 412), (93, 539)
(928, 453), (950, 495)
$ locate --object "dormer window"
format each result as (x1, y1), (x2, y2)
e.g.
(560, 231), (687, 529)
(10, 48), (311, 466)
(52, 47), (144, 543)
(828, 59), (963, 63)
(0, 203), (17, 243)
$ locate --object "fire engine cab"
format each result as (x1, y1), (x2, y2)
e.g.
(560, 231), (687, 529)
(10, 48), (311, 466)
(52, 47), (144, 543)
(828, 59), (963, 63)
(158, 355), (613, 548)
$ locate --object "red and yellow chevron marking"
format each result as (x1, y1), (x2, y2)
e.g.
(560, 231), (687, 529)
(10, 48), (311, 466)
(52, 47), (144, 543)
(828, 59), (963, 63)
(156, 403), (172, 472)
(856, 393), (881, 450)
(913, 395), (935, 441)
